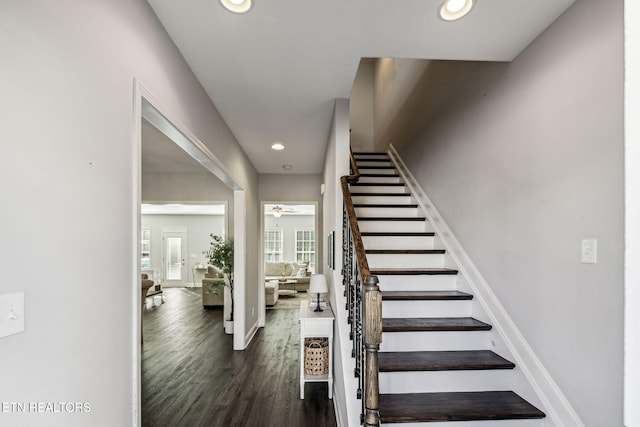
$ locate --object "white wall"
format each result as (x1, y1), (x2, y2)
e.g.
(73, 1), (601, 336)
(0, 1), (258, 426)
(349, 60), (375, 153)
(373, 58), (430, 152)
(395, 0), (623, 425)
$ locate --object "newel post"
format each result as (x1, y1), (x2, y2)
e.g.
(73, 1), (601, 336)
(363, 275), (382, 426)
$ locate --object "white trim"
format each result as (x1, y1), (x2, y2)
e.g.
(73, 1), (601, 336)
(625, 0), (640, 423)
(132, 80), (143, 427)
(233, 190), (246, 350)
(389, 144), (584, 427)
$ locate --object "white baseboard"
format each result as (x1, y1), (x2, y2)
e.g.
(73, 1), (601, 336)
(388, 144), (584, 427)
(243, 319), (259, 349)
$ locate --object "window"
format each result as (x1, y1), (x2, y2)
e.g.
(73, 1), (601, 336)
(264, 230), (283, 262)
(295, 230), (315, 269)
(141, 229), (151, 268)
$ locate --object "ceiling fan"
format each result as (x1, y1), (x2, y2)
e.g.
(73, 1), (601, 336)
(270, 205), (297, 217)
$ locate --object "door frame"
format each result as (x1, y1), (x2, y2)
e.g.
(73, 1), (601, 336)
(160, 227), (188, 287)
(258, 201), (319, 327)
(625, 1), (640, 423)
(133, 80), (247, 426)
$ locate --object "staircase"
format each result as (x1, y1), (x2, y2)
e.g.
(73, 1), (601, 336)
(348, 152), (546, 426)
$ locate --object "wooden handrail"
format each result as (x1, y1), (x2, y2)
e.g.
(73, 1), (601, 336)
(340, 176), (370, 278)
(341, 148), (382, 426)
(348, 149), (360, 184)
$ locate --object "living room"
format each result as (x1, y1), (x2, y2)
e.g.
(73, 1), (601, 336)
(263, 203), (316, 307)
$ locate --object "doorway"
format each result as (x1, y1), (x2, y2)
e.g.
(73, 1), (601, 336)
(161, 228), (187, 287)
(259, 202), (317, 324)
(134, 81), (248, 425)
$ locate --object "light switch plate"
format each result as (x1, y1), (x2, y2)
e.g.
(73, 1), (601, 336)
(0, 292), (25, 338)
(581, 239), (597, 264)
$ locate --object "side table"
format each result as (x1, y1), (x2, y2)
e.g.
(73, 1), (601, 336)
(299, 300), (334, 399)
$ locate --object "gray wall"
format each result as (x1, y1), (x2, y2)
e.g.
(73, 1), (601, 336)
(395, 0), (623, 424)
(258, 173), (323, 202)
(0, 1), (258, 425)
(143, 171), (233, 204)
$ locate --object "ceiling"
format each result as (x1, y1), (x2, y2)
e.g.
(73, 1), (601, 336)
(145, 0), (575, 174)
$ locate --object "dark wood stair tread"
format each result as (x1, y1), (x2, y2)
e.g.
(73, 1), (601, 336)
(358, 173), (400, 177)
(351, 182), (405, 186)
(357, 165), (395, 169)
(361, 232), (435, 237)
(371, 268), (458, 275)
(350, 192), (411, 196)
(382, 317), (491, 332)
(379, 391), (545, 422)
(382, 290), (472, 300)
(367, 249), (445, 254)
(379, 350), (514, 372)
(354, 204), (417, 208)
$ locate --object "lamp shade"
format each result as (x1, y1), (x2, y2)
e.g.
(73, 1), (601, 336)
(308, 274), (328, 294)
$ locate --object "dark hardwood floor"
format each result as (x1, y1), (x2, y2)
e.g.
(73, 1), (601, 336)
(142, 288), (337, 427)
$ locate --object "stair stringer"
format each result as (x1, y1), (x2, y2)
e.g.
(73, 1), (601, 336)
(388, 144), (584, 427)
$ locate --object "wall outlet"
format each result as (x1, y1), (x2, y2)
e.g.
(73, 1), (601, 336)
(0, 292), (25, 338)
(581, 239), (597, 264)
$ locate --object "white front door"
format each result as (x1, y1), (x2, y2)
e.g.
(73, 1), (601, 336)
(162, 231), (187, 287)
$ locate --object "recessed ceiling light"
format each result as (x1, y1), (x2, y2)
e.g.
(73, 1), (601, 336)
(271, 143), (285, 151)
(282, 164), (293, 171)
(439, 0), (474, 21)
(220, 0), (252, 14)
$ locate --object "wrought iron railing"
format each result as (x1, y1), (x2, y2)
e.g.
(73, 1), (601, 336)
(341, 150), (382, 426)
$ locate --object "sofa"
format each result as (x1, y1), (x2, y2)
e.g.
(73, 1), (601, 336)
(264, 261), (311, 292)
(202, 265), (225, 308)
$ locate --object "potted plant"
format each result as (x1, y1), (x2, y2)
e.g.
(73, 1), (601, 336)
(204, 234), (234, 333)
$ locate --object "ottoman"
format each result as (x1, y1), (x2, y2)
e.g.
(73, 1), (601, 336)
(265, 281), (279, 306)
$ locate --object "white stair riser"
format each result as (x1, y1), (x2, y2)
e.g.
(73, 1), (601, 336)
(381, 419), (543, 427)
(379, 369), (513, 394)
(377, 274), (458, 291)
(357, 176), (401, 184)
(358, 220), (430, 233)
(368, 253), (445, 269)
(351, 195), (413, 204)
(355, 207), (419, 217)
(362, 235), (435, 250)
(382, 300), (471, 318)
(351, 185), (407, 194)
(380, 330), (490, 352)
(357, 161), (394, 167)
(356, 168), (397, 175)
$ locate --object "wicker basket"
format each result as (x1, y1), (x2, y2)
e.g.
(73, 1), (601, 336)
(304, 338), (329, 375)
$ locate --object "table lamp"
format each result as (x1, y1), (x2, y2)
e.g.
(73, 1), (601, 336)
(308, 274), (328, 312)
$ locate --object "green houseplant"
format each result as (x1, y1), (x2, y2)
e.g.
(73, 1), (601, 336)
(205, 234), (234, 322)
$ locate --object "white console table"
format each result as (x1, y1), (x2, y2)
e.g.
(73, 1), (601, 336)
(299, 300), (334, 399)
